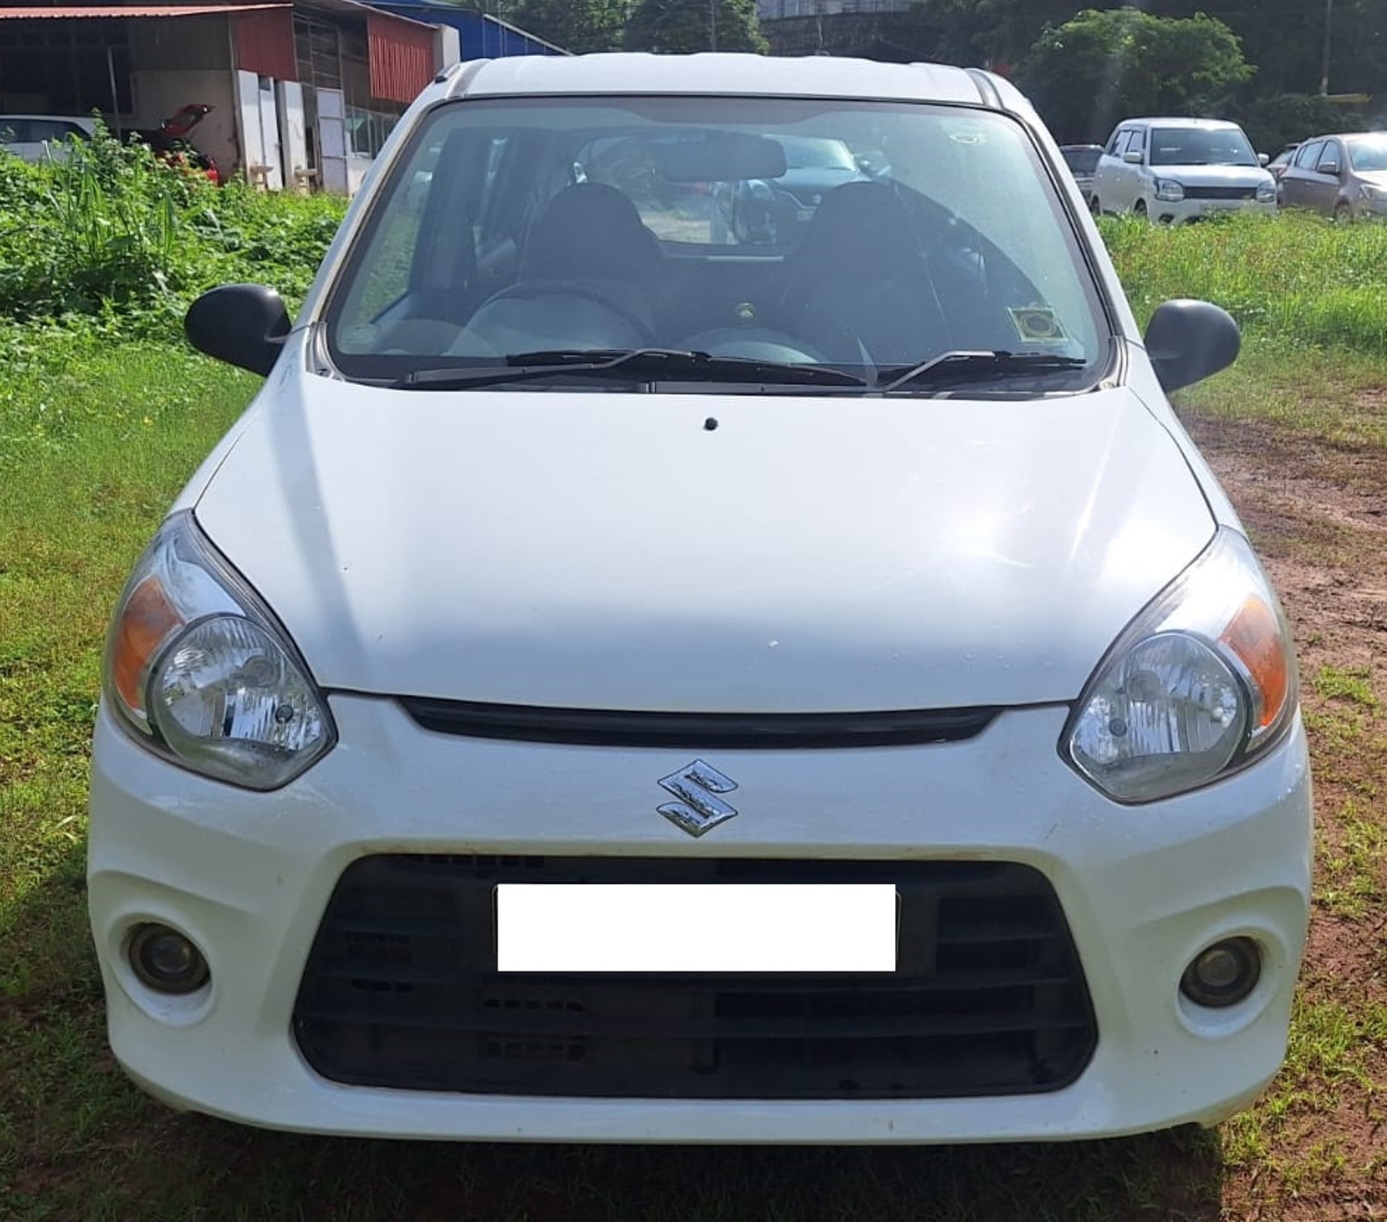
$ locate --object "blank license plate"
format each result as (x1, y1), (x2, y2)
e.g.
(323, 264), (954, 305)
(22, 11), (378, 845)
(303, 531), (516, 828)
(495, 884), (897, 973)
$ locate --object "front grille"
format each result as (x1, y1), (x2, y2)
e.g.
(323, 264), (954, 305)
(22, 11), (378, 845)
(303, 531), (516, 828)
(397, 698), (1000, 749)
(1181, 185), (1259, 200)
(293, 856), (1096, 1099)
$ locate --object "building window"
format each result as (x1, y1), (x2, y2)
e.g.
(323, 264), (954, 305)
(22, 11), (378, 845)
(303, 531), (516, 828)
(345, 105), (401, 158)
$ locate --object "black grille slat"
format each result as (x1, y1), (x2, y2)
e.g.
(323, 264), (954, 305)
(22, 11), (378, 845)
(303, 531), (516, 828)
(313, 963), (1078, 993)
(1181, 185), (1258, 200)
(398, 698), (1000, 749)
(293, 856), (1097, 1099)
(301, 1003), (1092, 1040)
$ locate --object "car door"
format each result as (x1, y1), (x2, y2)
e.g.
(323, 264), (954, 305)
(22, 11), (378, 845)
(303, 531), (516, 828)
(1308, 138), (1346, 215)
(1279, 139), (1324, 211)
(1098, 128), (1136, 211)
(1119, 125), (1149, 211)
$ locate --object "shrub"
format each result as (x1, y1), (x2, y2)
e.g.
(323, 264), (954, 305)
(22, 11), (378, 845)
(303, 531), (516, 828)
(0, 120), (346, 341)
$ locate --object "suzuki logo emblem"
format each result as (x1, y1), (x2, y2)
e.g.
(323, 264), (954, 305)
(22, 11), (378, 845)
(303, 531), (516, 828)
(657, 759), (739, 838)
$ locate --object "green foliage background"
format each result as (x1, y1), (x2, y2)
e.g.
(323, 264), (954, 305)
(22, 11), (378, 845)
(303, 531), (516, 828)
(624, 0), (768, 53)
(0, 126), (345, 343)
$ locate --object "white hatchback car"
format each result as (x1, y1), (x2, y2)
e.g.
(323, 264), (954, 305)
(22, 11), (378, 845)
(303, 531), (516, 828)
(0, 113), (96, 162)
(1090, 117), (1277, 223)
(89, 53), (1312, 1145)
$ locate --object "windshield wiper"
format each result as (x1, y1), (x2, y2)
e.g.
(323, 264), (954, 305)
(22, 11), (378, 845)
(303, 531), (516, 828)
(877, 350), (1090, 394)
(394, 348), (868, 390)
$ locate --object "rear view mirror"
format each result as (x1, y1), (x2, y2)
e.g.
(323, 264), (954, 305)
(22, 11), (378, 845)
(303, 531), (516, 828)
(1144, 299), (1241, 393)
(1258, 152), (1270, 166)
(656, 133), (787, 182)
(185, 283), (291, 376)
(1123, 149), (1143, 164)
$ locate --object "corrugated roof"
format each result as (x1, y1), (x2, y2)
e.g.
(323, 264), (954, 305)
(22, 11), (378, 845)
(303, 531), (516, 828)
(0, 4), (289, 17)
(0, 1), (440, 32)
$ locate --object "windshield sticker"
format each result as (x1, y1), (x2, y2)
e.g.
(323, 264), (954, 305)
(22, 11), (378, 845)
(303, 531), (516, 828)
(1008, 307), (1069, 345)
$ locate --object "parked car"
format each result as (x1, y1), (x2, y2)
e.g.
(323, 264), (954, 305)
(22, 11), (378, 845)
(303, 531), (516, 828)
(1090, 116), (1277, 223)
(1277, 130), (1387, 220)
(1059, 142), (1102, 204)
(711, 133), (870, 243)
(0, 113), (96, 162)
(1267, 142), (1299, 182)
(90, 51), (1311, 1145)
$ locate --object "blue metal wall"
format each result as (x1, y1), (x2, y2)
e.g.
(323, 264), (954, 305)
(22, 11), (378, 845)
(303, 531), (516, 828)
(362, 3), (568, 57)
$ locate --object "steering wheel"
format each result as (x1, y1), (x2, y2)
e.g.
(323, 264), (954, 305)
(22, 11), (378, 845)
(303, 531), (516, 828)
(681, 327), (831, 365)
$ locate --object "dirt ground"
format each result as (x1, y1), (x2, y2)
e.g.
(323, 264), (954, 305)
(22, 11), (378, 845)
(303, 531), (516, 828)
(1183, 409), (1387, 1220)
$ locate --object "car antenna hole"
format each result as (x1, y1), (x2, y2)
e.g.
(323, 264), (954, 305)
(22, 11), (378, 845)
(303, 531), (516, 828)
(704, 417), (719, 431)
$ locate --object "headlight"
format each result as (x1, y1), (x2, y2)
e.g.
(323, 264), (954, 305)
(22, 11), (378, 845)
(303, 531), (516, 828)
(1256, 182), (1277, 203)
(103, 511), (335, 790)
(1359, 183), (1387, 202)
(1062, 528), (1296, 803)
(1154, 178), (1185, 202)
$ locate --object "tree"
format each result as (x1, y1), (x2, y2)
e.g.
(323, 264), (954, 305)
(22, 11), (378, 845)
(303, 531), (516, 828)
(1018, 7), (1254, 144)
(506, 0), (630, 54)
(624, 0), (768, 54)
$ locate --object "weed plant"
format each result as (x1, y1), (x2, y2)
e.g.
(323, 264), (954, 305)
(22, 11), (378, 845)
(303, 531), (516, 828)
(0, 123), (345, 340)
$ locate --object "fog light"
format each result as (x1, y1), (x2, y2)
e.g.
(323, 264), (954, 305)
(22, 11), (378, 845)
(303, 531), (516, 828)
(128, 923), (209, 995)
(1180, 937), (1260, 1008)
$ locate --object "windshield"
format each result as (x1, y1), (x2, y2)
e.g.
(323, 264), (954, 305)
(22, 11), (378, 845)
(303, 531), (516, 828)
(1347, 135), (1387, 173)
(326, 96), (1108, 390)
(1061, 146), (1101, 174)
(780, 135), (858, 170)
(1149, 127), (1259, 167)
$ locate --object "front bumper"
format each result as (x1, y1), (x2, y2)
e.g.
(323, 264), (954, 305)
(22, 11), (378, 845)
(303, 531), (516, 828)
(1152, 197), (1277, 225)
(88, 695), (1313, 1143)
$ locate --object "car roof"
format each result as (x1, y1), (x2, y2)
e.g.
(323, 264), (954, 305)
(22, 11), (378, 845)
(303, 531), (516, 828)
(449, 52), (1010, 109)
(0, 113), (95, 124)
(1300, 131), (1382, 143)
(1116, 117), (1243, 129)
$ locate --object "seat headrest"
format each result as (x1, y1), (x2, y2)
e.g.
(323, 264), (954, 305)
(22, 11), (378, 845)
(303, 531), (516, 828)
(792, 181), (920, 274)
(521, 184), (662, 285)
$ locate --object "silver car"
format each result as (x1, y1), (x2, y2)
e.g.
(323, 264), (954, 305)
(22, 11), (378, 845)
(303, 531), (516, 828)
(0, 114), (96, 162)
(1277, 131), (1387, 220)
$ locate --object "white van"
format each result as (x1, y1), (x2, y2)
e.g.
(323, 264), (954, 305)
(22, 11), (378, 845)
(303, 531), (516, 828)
(1090, 116), (1277, 223)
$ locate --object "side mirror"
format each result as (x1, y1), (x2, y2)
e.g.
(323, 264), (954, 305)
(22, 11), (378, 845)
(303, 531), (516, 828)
(1318, 160), (1341, 176)
(1144, 299), (1241, 393)
(185, 283), (290, 376)
(1122, 149), (1143, 164)
(1258, 152), (1270, 166)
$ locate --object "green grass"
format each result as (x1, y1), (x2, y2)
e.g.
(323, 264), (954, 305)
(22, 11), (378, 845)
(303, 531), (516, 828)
(1313, 664), (1380, 711)
(1100, 211), (1387, 352)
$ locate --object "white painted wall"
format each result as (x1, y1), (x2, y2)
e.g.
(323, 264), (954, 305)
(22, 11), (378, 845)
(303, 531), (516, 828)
(235, 70), (286, 190)
(347, 154), (374, 197)
(130, 69), (236, 182)
(277, 80), (310, 192)
(236, 70), (265, 186)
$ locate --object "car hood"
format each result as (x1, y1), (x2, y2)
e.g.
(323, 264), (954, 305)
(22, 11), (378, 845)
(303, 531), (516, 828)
(1152, 163), (1271, 186)
(194, 377), (1215, 712)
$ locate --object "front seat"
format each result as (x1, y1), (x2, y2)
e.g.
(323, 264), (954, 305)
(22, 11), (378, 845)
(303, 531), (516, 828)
(458, 184), (665, 352)
(457, 184), (668, 352)
(777, 181), (947, 366)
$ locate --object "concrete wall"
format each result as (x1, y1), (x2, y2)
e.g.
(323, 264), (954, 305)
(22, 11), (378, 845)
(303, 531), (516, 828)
(129, 69), (238, 181)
